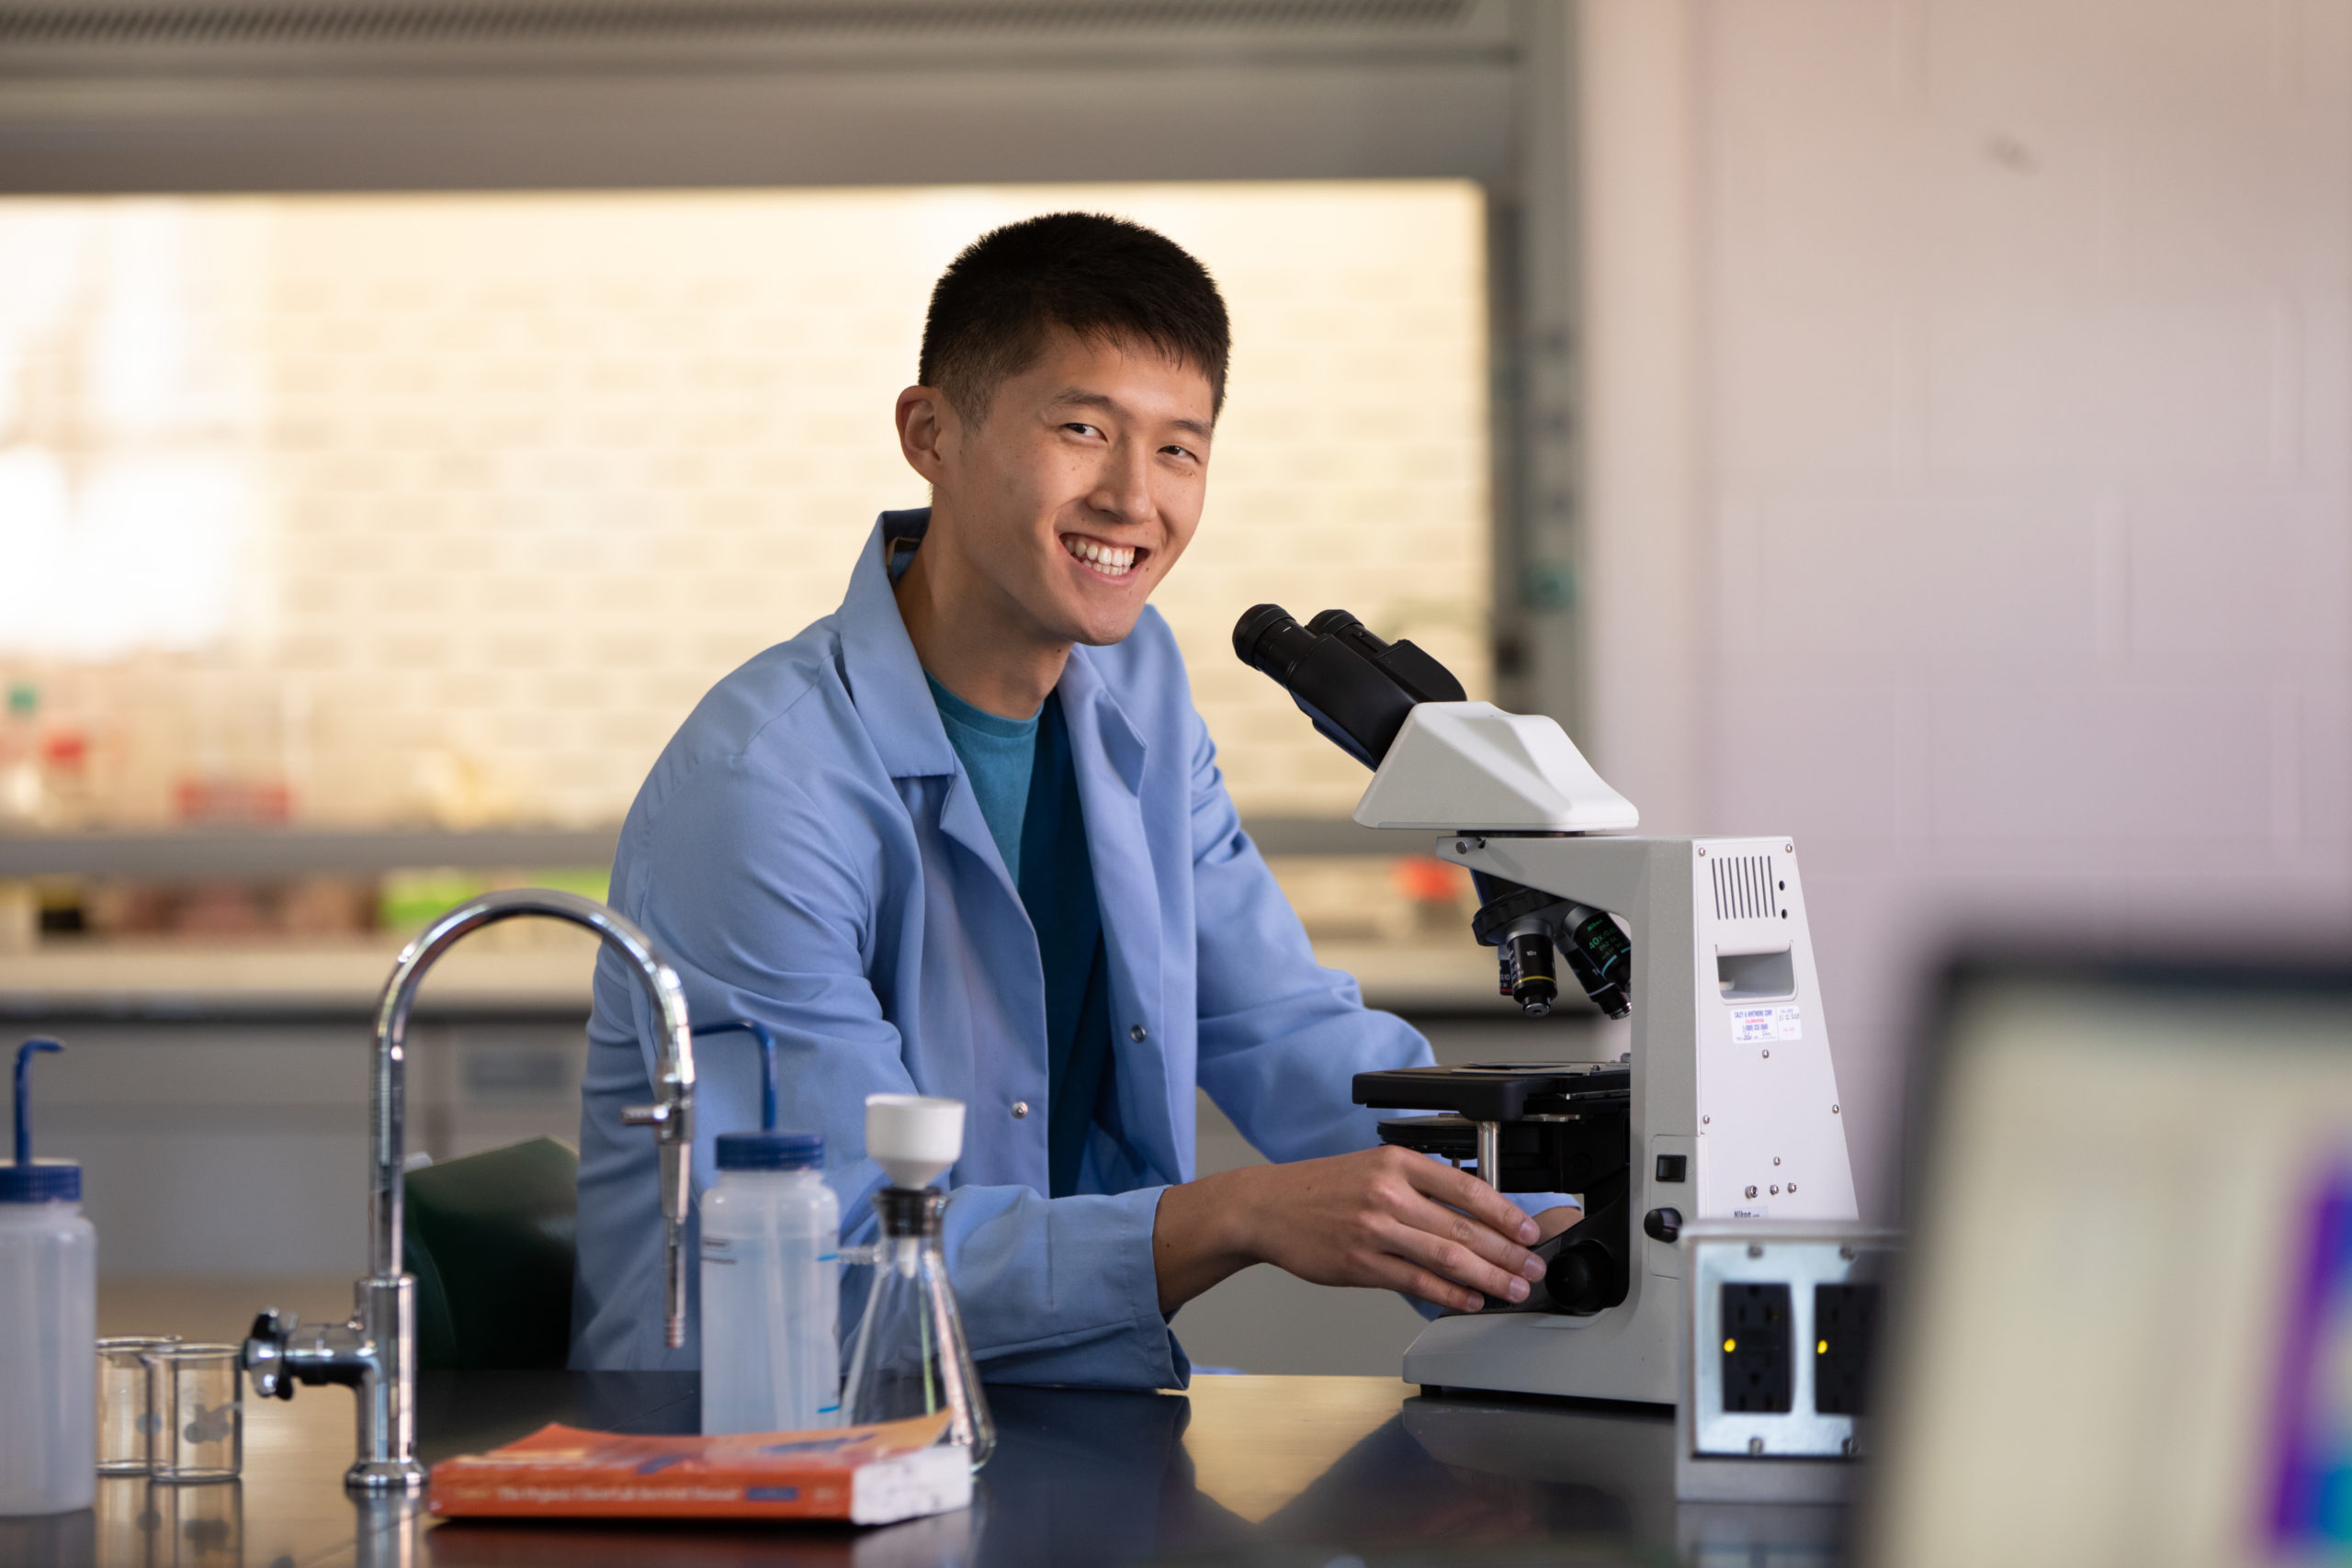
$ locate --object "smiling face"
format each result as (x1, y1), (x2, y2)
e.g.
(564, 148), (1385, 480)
(899, 325), (1214, 655)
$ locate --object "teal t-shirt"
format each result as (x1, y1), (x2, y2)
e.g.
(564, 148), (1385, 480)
(926, 673), (1114, 1199)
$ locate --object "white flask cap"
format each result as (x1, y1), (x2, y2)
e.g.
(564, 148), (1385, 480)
(865, 1093), (964, 1190)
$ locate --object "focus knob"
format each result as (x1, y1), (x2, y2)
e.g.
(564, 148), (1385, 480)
(1643, 1206), (1683, 1243)
(1545, 1238), (1617, 1316)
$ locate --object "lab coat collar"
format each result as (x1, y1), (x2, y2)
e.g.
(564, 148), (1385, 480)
(839, 511), (1021, 895)
(1053, 643), (1148, 799)
(836, 510), (960, 782)
(837, 508), (1150, 798)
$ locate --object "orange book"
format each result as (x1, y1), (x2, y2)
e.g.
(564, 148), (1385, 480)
(428, 1412), (968, 1525)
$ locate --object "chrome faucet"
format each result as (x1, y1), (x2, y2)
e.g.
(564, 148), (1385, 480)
(242, 888), (697, 1493)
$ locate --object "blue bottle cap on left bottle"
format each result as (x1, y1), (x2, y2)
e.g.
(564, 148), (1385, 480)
(2, 1039), (79, 1203)
(716, 1130), (823, 1172)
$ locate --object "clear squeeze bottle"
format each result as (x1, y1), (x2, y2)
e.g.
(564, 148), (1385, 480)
(698, 1021), (840, 1435)
(0, 1039), (96, 1516)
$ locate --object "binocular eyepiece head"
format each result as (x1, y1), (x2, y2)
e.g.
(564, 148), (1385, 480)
(1238, 601), (1634, 1025)
(1231, 604), (1466, 770)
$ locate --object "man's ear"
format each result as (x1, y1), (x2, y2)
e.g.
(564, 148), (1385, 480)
(896, 386), (956, 483)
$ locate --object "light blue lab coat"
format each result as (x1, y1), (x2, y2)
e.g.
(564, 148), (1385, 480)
(569, 509), (1442, 1387)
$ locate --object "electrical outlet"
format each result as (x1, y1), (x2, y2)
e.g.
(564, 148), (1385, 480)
(1812, 1281), (1879, 1416)
(1720, 1282), (1793, 1414)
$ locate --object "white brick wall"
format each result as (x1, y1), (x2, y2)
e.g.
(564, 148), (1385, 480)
(0, 183), (1489, 827)
(1582, 0), (2352, 1217)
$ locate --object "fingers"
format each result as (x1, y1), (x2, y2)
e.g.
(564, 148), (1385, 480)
(1379, 1151), (1544, 1287)
(1244, 1147), (1554, 1311)
(1400, 1190), (1545, 1292)
(1401, 1155), (1543, 1246)
(1374, 1152), (1552, 1297)
(1354, 1254), (1489, 1314)
(1378, 1206), (1538, 1305)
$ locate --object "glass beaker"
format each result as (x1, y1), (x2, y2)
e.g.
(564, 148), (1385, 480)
(841, 1188), (994, 1469)
(142, 1343), (242, 1483)
(96, 1336), (179, 1473)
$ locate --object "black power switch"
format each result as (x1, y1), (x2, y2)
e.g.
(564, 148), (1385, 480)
(1655, 1154), (1688, 1183)
(1720, 1283), (1793, 1414)
(1814, 1282), (1881, 1416)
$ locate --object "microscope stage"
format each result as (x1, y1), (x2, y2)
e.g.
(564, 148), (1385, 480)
(1352, 1064), (1631, 1122)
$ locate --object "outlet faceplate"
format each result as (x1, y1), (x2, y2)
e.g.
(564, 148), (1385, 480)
(1687, 1223), (1897, 1459)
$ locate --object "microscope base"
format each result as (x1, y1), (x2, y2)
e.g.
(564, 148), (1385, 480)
(1401, 1287), (1679, 1407)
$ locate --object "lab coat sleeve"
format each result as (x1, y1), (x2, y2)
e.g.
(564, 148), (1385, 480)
(571, 744), (1178, 1389)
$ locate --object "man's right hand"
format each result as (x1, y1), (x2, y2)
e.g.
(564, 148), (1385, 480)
(1151, 1145), (1548, 1314)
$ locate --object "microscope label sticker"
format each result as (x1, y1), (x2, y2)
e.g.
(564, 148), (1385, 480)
(1729, 1005), (1803, 1044)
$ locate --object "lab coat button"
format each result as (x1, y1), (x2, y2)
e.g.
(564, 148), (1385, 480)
(1130, 1024), (1148, 1043)
(1010, 1100), (1030, 1120)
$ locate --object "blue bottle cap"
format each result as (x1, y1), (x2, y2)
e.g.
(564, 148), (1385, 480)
(3, 1040), (78, 1203)
(0, 1160), (81, 1203)
(716, 1130), (823, 1172)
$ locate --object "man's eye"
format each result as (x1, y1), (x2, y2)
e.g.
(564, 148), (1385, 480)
(1064, 423), (1102, 437)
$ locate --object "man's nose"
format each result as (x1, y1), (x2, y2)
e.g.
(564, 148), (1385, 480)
(1088, 441), (1155, 526)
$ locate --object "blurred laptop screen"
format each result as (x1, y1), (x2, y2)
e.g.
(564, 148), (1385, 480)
(1869, 961), (2352, 1567)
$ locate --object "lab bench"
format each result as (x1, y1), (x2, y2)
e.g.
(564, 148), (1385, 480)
(0, 1371), (1848, 1566)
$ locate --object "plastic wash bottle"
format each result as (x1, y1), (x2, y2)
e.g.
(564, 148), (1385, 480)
(697, 1021), (840, 1434)
(0, 1039), (96, 1516)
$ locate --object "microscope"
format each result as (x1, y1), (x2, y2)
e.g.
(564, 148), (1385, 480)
(1234, 606), (1864, 1416)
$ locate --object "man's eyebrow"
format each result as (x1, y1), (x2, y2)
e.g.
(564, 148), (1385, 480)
(1049, 389), (1214, 442)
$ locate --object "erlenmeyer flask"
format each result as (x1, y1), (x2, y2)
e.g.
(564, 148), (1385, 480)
(841, 1187), (995, 1468)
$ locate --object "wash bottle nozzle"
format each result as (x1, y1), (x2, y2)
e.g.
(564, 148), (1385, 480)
(693, 1017), (819, 1169)
(3, 1038), (75, 1203)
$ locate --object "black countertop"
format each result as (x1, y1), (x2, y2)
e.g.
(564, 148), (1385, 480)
(3, 1371), (1849, 1567)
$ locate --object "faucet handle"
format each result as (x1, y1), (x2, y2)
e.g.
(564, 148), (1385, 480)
(244, 1310), (299, 1400)
(620, 1101), (673, 1129)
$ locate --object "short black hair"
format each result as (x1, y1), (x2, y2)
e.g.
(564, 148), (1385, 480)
(918, 212), (1230, 423)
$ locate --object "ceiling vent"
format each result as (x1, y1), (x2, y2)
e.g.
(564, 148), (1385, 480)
(0, 0), (1473, 49)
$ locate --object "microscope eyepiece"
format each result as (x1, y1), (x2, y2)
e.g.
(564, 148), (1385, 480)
(1304, 610), (1467, 705)
(1232, 604), (1310, 674)
(1231, 603), (1466, 769)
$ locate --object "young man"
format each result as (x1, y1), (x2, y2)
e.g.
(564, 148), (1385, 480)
(571, 212), (1576, 1382)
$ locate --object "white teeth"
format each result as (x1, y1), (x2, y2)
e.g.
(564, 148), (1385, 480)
(1063, 536), (1136, 575)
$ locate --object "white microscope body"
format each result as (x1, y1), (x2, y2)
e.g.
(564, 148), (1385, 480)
(1354, 702), (1860, 1406)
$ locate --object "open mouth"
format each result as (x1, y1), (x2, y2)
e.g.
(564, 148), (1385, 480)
(1061, 534), (1145, 581)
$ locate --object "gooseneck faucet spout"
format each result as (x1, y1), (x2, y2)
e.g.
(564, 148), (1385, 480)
(371, 889), (699, 1346)
(243, 888), (697, 1494)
